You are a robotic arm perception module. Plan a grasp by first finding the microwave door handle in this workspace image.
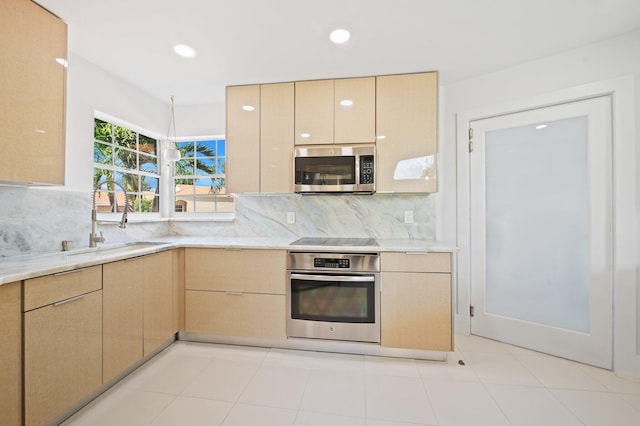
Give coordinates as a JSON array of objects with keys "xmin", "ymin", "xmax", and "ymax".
[{"xmin": 290, "ymin": 273, "xmax": 373, "ymax": 283}]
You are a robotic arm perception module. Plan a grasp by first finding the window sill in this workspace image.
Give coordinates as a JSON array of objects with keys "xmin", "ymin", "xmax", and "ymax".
[{"xmin": 169, "ymin": 213, "xmax": 235, "ymax": 222}]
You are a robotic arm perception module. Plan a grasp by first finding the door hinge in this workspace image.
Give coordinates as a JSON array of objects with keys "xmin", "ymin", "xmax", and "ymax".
[
  {"xmin": 468, "ymin": 127, "xmax": 474, "ymax": 153},
  {"xmin": 470, "ymin": 305, "xmax": 475, "ymax": 317}
]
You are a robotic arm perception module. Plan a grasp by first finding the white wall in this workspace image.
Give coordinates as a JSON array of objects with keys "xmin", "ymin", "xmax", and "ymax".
[
  {"xmin": 442, "ymin": 29, "xmax": 640, "ymax": 375},
  {"xmin": 64, "ymin": 53, "xmax": 169, "ymax": 191},
  {"xmin": 174, "ymin": 103, "xmax": 226, "ymax": 137}
]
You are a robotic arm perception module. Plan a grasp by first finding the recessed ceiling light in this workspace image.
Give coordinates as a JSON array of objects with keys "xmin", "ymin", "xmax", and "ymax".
[
  {"xmin": 339, "ymin": 99, "xmax": 353, "ymax": 107},
  {"xmin": 330, "ymin": 29, "xmax": 350, "ymax": 44},
  {"xmin": 242, "ymin": 105, "xmax": 255, "ymax": 111},
  {"xmin": 174, "ymin": 44, "xmax": 196, "ymax": 58}
]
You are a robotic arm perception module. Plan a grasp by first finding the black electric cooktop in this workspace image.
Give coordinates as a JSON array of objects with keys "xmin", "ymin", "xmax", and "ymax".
[{"xmin": 290, "ymin": 237, "xmax": 378, "ymax": 247}]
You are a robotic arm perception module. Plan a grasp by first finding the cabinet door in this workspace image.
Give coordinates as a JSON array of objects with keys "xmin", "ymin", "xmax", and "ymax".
[
  {"xmin": 0, "ymin": 282, "xmax": 21, "ymax": 426},
  {"xmin": 261, "ymin": 82, "xmax": 294, "ymax": 193},
  {"xmin": 24, "ymin": 290, "xmax": 102, "ymax": 426},
  {"xmin": 295, "ymin": 79, "xmax": 334, "ymax": 145},
  {"xmin": 226, "ymin": 84, "xmax": 260, "ymax": 193},
  {"xmin": 376, "ymin": 72, "xmax": 438, "ymax": 193},
  {"xmin": 185, "ymin": 248, "xmax": 286, "ymax": 294},
  {"xmin": 334, "ymin": 77, "xmax": 376, "ymax": 144},
  {"xmin": 381, "ymin": 272, "xmax": 452, "ymax": 351},
  {"xmin": 186, "ymin": 290, "xmax": 286, "ymax": 339},
  {"xmin": 103, "ymin": 258, "xmax": 143, "ymax": 383},
  {"xmin": 143, "ymin": 251, "xmax": 176, "ymax": 355},
  {"xmin": 0, "ymin": 0, "xmax": 67, "ymax": 184}
]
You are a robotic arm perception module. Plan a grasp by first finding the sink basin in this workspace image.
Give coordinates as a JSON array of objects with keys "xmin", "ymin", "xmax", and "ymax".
[{"xmin": 65, "ymin": 241, "xmax": 168, "ymax": 258}]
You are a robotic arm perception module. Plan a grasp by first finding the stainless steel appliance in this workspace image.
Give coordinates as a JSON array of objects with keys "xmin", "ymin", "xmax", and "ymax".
[
  {"xmin": 293, "ymin": 144, "xmax": 375, "ymax": 194},
  {"xmin": 286, "ymin": 250, "xmax": 380, "ymax": 343}
]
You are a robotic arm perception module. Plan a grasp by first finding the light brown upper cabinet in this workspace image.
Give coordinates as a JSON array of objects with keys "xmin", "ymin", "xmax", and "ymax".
[
  {"xmin": 334, "ymin": 77, "xmax": 376, "ymax": 144},
  {"xmin": 261, "ymin": 82, "xmax": 294, "ymax": 193},
  {"xmin": 376, "ymin": 72, "xmax": 438, "ymax": 193},
  {"xmin": 227, "ymin": 83, "xmax": 295, "ymax": 194},
  {"xmin": 295, "ymin": 77, "xmax": 375, "ymax": 145},
  {"xmin": 0, "ymin": 0, "xmax": 67, "ymax": 185},
  {"xmin": 226, "ymin": 84, "xmax": 260, "ymax": 193}
]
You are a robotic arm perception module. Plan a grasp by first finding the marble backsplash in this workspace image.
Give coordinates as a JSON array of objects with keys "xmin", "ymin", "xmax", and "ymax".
[{"xmin": 0, "ymin": 186, "xmax": 436, "ymax": 257}]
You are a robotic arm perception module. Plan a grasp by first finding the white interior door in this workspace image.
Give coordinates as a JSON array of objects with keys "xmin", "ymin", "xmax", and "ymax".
[{"xmin": 469, "ymin": 96, "xmax": 613, "ymax": 369}]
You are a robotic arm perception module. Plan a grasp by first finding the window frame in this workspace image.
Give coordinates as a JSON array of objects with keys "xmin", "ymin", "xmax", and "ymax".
[
  {"xmin": 93, "ymin": 112, "xmax": 164, "ymax": 222},
  {"xmin": 170, "ymin": 135, "xmax": 234, "ymax": 219}
]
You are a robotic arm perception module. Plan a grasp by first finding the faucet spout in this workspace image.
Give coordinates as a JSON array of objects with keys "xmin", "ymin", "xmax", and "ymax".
[{"xmin": 90, "ymin": 179, "xmax": 130, "ymax": 247}]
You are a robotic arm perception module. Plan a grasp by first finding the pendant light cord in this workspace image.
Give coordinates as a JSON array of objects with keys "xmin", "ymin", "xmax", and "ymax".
[{"xmin": 167, "ymin": 95, "xmax": 177, "ymax": 144}]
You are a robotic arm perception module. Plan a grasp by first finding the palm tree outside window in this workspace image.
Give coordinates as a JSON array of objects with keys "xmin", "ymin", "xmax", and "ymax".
[{"xmin": 93, "ymin": 118, "xmax": 160, "ymax": 213}]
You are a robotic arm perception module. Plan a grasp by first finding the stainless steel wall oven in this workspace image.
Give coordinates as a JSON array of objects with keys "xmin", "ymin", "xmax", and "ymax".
[{"xmin": 286, "ymin": 251, "xmax": 380, "ymax": 343}]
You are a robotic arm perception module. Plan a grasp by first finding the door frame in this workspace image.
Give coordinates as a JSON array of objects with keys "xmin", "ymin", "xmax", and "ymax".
[{"xmin": 455, "ymin": 75, "xmax": 638, "ymax": 375}]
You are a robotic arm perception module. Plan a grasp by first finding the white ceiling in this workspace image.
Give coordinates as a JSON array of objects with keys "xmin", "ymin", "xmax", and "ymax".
[{"xmin": 36, "ymin": 0, "xmax": 640, "ymax": 106}]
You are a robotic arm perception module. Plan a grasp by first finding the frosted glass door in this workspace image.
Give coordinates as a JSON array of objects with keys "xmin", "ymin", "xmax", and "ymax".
[{"xmin": 469, "ymin": 96, "xmax": 613, "ymax": 369}]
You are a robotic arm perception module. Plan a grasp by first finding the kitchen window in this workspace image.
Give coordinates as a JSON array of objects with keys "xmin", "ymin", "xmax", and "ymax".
[
  {"xmin": 173, "ymin": 138, "xmax": 234, "ymax": 213},
  {"xmin": 93, "ymin": 117, "xmax": 160, "ymax": 213}
]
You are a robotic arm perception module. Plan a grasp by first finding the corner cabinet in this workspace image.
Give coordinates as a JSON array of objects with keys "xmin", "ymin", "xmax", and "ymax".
[
  {"xmin": 380, "ymin": 252, "xmax": 453, "ymax": 351},
  {"xmin": 0, "ymin": 0, "xmax": 67, "ymax": 185},
  {"xmin": 103, "ymin": 251, "xmax": 177, "ymax": 383},
  {"xmin": 376, "ymin": 72, "xmax": 438, "ymax": 193},
  {"xmin": 23, "ymin": 266, "xmax": 103, "ymax": 426},
  {"xmin": 185, "ymin": 248, "xmax": 287, "ymax": 339},
  {"xmin": 0, "ymin": 282, "xmax": 22, "ymax": 426}
]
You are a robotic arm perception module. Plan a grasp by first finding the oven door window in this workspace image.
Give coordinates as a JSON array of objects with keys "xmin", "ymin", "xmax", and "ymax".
[
  {"xmin": 290, "ymin": 275, "xmax": 375, "ymax": 323},
  {"xmin": 294, "ymin": 156, "xmax": 356, "ymax": 185}
]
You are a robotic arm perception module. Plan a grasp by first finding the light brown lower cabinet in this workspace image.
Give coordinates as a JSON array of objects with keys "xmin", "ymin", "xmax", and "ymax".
[
  {"xmin": 103, "ymin": 257, "xmax": 144, "ymax": 383},
  {"xmin": 103, "ymin": 250, "xmax": 177, "ymax": 382},
  {"xmin": 24, "ymin": 283, "xmax": 102, "ymax": 426},
  {"xmin": 0, "ymin": 282, "xmax": 22, "ymax": 426},
  {"xmin": 143, "ymin": 250, "xmax": 177, "ymax": 355},
  {"xmin": 184, "ymin": 248, "xmax": 287, "ymax": 339},
  {"xmin": 381, "ymin": 272, "xmax": 452, "ymax": 351},
  {"xmin": 186, "ymin": 290, "xmax": 286, "ymax": 339},
  {"xmin": 380, "ymin": 252, "xmax": 453, "ymax": 351}
]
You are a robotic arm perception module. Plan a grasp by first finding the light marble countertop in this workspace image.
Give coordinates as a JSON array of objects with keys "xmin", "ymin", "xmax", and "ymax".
[{"xmin": 0, "ymin": 237, "xmax": 456, "ymax": 285}]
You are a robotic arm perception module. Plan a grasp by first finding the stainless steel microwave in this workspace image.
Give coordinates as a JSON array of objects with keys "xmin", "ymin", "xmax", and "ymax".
[{"xmin": 293, "ymin": 144, "xmax": 375, "ymax": 194}]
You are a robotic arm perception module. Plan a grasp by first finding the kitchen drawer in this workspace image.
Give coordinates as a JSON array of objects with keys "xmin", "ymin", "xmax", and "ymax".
[
  {"xmin": 23, "ymin": 265, "xmax": 102, "ymax": 311},
  {"xmin": 185, "ymin": 248, "xmax": 286, "ymax": 294},
  {"xmin": 381, "ymin": 252, "xmax": 451, "ymax": 273},
  {"xmin": 185, "ymin": 290, "xmax": 286, "ymax": 339}
]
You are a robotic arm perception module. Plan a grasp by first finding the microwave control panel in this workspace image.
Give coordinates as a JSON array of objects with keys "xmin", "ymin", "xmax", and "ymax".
[{"xmin": 360, "ymin": 155, "xmax": 375, "ymax": 184}]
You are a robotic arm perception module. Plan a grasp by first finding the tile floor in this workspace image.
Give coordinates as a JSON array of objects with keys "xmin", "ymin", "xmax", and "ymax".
[{"xmin": 62, "ymin": 335, "xmax": 640, "ymax": 426}]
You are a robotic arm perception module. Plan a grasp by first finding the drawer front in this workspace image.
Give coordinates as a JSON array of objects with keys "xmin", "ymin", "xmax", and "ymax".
[
  {"xmin": 381, "ymin": 252, "xmax": 451, "ymax": 273},
  {"xmin": 24, "ymin": 265, "xmax": 102, "ymax": 311},
  {"xmin": 185, "ymin": 290, "xmax": 286, "ymax": 339},
  {"xmin": 185, "ymin": 248, "xmax": 286, "ymax": 294}
]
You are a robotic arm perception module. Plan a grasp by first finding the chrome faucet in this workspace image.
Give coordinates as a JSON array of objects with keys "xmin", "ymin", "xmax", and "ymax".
[{"xmin": 90, "ymin": 179, "xmax": 129, "ymax": 247}]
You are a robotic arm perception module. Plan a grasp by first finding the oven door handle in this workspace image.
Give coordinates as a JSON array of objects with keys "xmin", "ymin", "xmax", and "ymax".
[{"xmin": 290, "ymin": 273, "xmax": 374, "ymax": 283}]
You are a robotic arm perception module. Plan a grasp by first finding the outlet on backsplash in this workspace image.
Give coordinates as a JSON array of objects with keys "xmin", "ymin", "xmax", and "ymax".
[
  {"xmin": 404, "ymin": 210, "xmax": 414, "ymax": 224},
  {"xmin": 287, "ymin": 211, "xmax": 296, "ymax": 224}
]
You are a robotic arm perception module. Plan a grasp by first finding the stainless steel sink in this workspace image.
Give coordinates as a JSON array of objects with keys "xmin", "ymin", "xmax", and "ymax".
[{"xmin": 64, "ymin": 241, "xmax": 168, "ymax": 258}]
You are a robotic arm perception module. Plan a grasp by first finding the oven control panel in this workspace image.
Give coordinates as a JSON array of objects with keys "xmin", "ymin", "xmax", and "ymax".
[{"xmin": 314, "ymin": 258, "xmax": 350, "ymax": 269}]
